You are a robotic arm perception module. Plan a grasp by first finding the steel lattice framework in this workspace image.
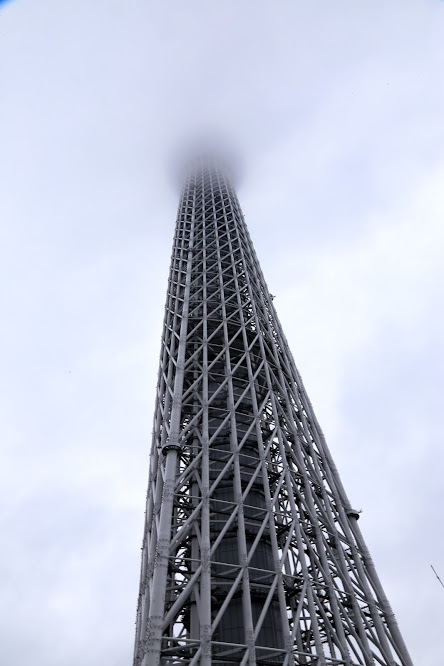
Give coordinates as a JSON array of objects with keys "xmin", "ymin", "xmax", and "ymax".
[{"xmin": 133, "ymin": 159, "xmax": 413, "ymax": 666}]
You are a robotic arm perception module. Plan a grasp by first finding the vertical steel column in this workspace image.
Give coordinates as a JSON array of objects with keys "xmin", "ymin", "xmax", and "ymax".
[{"xmin": 142, "ymin": 190, "xmax": 195, "ymax": 666}]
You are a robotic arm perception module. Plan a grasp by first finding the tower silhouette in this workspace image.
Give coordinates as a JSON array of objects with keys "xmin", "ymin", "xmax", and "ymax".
[{"xmin": 133, "ymin": 157, "xmax": 413, "ymax": 666}]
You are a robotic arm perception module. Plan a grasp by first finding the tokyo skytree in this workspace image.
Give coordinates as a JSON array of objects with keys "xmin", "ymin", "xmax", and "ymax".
[{"xmin": 133, "ymin": 156, "xmax": 413, "ymax": 666}]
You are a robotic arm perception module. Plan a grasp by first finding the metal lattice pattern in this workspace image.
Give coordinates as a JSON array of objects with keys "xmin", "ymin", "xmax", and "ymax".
[{"xmin": 133, "ymin": 162, "xmax": 413, "ymax": 666}]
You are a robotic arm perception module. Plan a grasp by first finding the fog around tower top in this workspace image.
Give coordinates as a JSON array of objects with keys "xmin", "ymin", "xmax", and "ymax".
[{"xmin": 169, "ymin": 132, "xmax": 244, "ymax": 189}]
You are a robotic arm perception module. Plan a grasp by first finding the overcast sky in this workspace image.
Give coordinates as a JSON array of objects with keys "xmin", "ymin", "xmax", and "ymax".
[{"xmin": 0, "ymin": 1, "xmax": 443, "ymax": 664}]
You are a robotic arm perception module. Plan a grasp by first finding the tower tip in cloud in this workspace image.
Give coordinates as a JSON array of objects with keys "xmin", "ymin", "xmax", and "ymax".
[{"xmin": 168, "ymin": 131, "xmax": 244, "ymax": 190}]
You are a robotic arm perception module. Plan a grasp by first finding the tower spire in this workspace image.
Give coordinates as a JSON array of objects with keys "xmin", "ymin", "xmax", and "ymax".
[{"xmin": 133, "ymin": 161, "xmax": 413, "ymax": 666}]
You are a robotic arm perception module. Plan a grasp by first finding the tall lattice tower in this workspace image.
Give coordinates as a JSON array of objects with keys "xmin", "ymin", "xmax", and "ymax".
[{"xmin": 133, "ymin": 157, "xmax": 413, "ymax": 666}]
